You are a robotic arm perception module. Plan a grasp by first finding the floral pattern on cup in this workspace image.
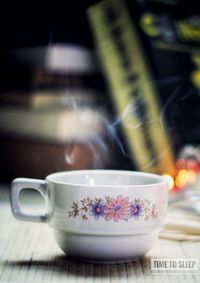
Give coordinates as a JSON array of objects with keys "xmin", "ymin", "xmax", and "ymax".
[{"xmin": 68, "ymin": 195, "xmax": 158, "ymax": 222}]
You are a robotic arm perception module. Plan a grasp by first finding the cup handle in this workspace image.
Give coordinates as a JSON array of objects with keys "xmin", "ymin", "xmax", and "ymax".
[{"xmin": 11, "ymin": 178, "xmax": 48, "ymax": 222}]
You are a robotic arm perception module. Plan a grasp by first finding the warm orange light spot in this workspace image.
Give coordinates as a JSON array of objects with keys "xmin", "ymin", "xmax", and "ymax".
[
  {"xmin": 163, "ymin": 174, "xmax": 174, "ymax": 190},
  {"xmin": 175, "ymin": 169, "xmax": 187, "ymax": 188},
  {"xmin": 186, "ymin": 170, "xmax": 197, "ymax": 184},
  {"xmin": 178, "ymin": 169, "xmax": 188, "ymax": 179},
  {"xmin": 175, "ymin": 176, "xmax": 184, "ymax": 188},
  {"xmin": 163, "ymin": 169, "xmax": 197, "ymax": 191}
]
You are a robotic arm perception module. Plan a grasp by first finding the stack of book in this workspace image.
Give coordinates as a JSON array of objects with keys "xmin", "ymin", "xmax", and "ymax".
[{"xmin": 0, "ymin": 45, "xmax": 109, "ymax": 180}]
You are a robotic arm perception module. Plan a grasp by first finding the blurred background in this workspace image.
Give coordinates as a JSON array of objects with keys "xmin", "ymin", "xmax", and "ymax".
[{"xmin": 0, "ymin": 0, "xmax": 200, "ymax": 195}]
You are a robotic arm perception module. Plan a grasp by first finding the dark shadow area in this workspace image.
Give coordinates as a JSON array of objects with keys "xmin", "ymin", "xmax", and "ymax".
[{"xmin": 4, "ymin": 254, "xmax": 152, "ymax": 278}]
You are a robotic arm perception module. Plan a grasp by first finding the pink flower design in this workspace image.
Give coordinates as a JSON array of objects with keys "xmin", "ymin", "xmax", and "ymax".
[{"xmin": 104, "ymin": 195, "xmax": 131, "ymax": 222}]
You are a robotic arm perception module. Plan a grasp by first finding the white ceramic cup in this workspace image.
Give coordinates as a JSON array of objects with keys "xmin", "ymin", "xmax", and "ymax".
[{"xmin": 11, "ymin": 170, "xmax": 168, "ymax": 263}]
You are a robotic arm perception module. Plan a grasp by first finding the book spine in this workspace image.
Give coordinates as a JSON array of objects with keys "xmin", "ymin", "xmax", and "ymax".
[{"xmin": 87, "ymin": 0, "xmax": 176, "ymax": 177}]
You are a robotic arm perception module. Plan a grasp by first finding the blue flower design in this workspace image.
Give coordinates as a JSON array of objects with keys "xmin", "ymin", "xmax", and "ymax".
[
  {"xmin": 89, "ymin": 200, "xmax": 106, "ymax": 220},
  {"xmin": 130, "ymin": 203, "xmax": 142, "ymax": 219},
  {"xmin": 68, "ymin": 197, "xmax": 157, "ymax": 222}
]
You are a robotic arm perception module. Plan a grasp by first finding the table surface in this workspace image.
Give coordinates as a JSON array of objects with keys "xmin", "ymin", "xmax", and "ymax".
[{"xmin": 0, "ymin": 185, "xmax": 200, "ymax": 283}]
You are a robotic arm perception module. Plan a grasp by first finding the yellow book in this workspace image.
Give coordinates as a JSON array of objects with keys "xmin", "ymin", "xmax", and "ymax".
[{"xmin": 87, "ymin": 0, "xmax": 176, "ymax": 177}]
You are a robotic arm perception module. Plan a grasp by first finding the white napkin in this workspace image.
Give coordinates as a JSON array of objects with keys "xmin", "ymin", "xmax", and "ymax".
[{"xmin": 160, "ymin": 204, "xmax": 200, "ymax": 241}]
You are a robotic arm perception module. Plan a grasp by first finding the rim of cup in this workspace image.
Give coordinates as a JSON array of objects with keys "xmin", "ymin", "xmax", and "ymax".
[{"xmin": 46, "ymin": 169, "xmax": 168, "ymax": 189}]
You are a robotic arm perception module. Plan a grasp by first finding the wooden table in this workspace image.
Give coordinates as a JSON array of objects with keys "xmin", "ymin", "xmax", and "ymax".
[{"xmin": 0, "ymin": 185, "xmax": 199, "ymax": 283}]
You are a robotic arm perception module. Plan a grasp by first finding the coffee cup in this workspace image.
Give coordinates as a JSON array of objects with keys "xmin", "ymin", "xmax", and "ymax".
[{"xmin": 11, "ymin": 170, "xmax": 168, "ymax": 263}]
